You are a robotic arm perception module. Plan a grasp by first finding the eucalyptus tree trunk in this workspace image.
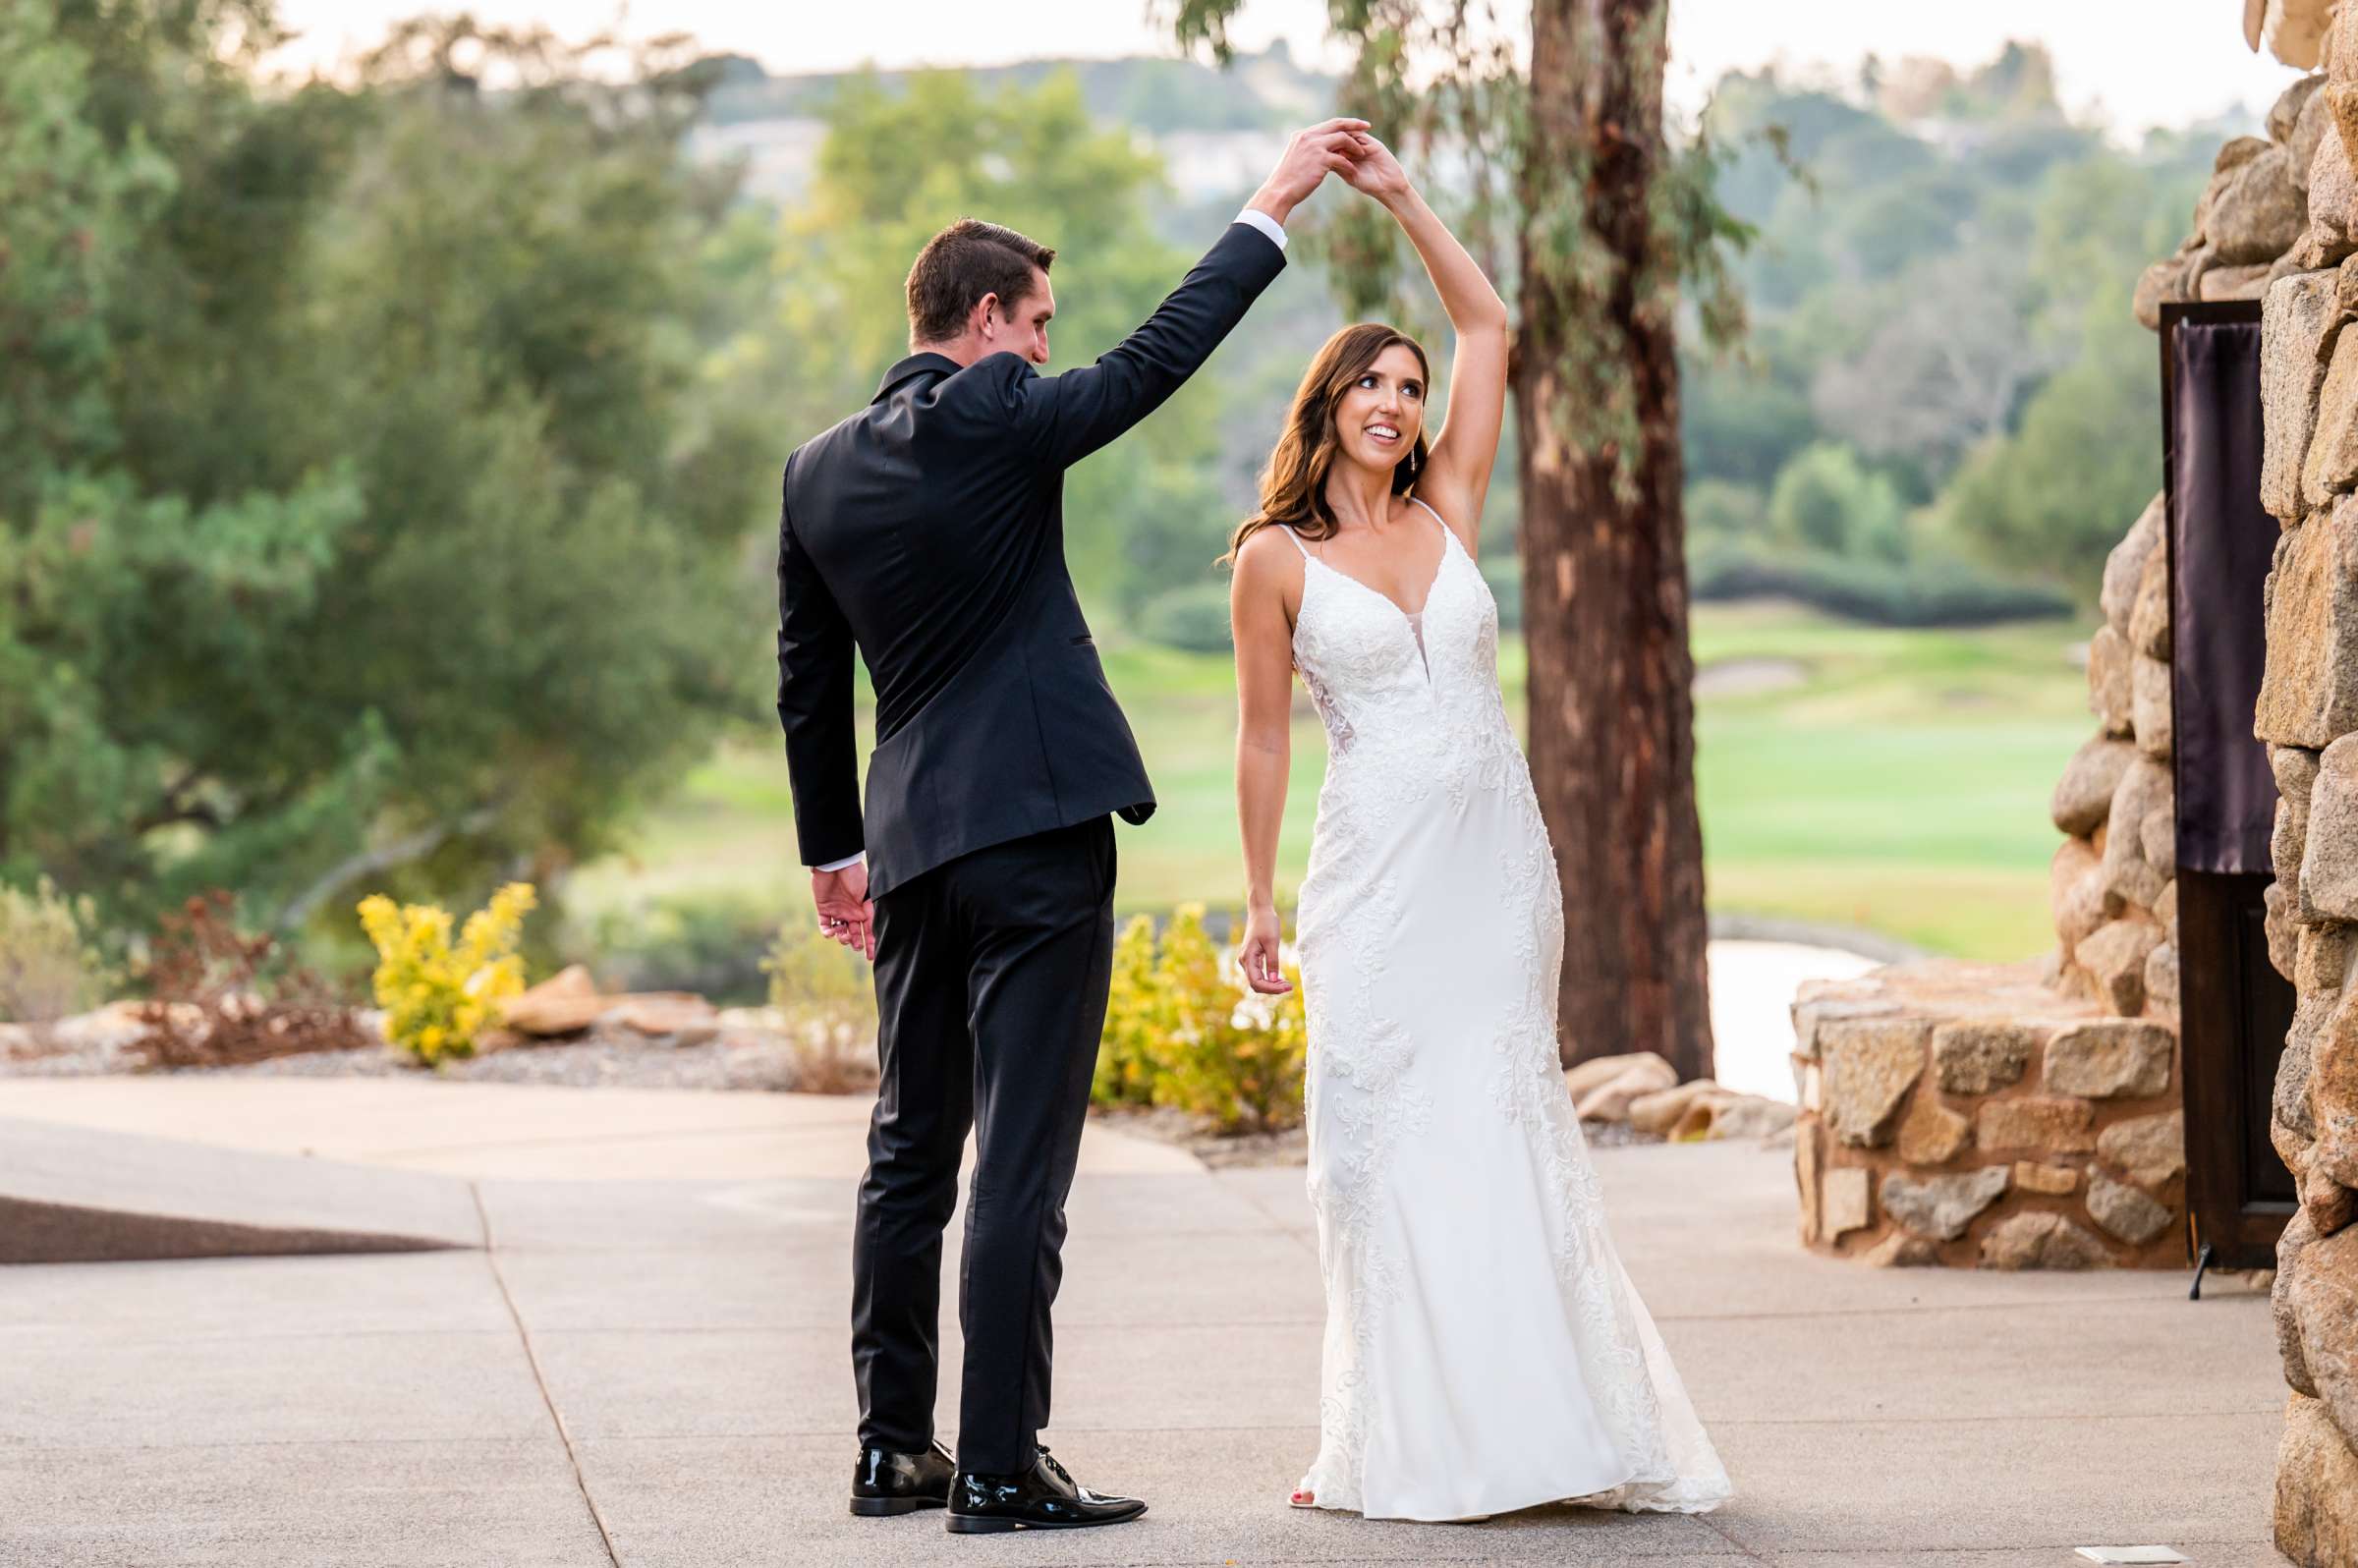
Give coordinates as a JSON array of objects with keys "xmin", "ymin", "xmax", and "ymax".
[{"xmin": 1516, "ymin": 0, "xmax": 1713, "ymax": 1081}]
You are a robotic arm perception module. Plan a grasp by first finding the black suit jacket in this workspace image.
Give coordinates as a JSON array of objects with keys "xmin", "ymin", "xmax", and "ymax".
[{"xmin": 776, "ymin": 220, "xmax": 1285, "ymax": 899}]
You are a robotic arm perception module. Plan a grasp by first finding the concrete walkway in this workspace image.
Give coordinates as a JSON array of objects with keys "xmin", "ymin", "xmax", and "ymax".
[{"xmin": 0, "ymin": 1080, "xmax": 2290, "ymax": 1566}]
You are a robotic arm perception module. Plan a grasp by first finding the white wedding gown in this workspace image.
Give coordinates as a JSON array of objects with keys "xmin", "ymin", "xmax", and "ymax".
[{"xmin": 1280, "ymin": 498, "xmax": 1731, "ymax": 1522}]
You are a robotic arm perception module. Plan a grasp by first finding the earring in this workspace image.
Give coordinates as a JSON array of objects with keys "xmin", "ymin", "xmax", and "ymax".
[{"xmin": 1408, "ymin": 447, "xmax": 1419, "ymax": 476}]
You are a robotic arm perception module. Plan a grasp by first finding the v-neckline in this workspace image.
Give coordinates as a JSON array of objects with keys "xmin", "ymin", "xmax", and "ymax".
[{"xmin": 1300, "ymin": 520, "xmax": 1456, "ymax": 624}]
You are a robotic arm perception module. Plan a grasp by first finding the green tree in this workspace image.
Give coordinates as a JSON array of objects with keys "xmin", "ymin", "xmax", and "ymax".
[
  {"xmin": 0, "ymin": 10, "xmax": 765, "ymax": 947},
  {"xmin": 1767, "ymin": 443, "xmax": 1906, "ymax": 563},
  {"xmin": 743, "ymin": 69, "xmax": 1225, "ymax": 610}
]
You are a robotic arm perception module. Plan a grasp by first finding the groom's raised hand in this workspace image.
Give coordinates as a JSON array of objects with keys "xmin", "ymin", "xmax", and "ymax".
[{"xmin": 1248, "ymin": 117, "xmax": 1374, "ymax": 228}]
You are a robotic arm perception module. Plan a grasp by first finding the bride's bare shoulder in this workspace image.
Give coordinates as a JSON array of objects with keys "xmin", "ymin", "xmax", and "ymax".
[{"xmin": 1232, "ymin": 523, "xmax": 1306, "ymax": 583}]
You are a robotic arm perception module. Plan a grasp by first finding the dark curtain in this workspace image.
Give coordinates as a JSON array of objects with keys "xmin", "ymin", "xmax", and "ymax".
[{"xmin": 2167, "ymin": 316, "xmax": 2277, "ymax": 875}]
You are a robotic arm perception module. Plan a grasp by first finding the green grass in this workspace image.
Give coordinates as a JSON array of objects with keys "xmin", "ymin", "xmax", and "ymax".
[{"xmin": 568, "ymin": 597, "xmax": 2095, "ymax": 962}]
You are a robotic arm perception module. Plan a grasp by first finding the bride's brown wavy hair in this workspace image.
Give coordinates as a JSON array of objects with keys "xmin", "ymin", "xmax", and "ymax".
[{"xmin": 1219, "ymin": 321, "xmax": 1431, "ymax": 568}]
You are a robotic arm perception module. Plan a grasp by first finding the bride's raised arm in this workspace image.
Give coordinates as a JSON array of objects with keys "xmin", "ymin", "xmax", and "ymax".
[{"xmin": 1346, "ymin": 136, "xmax": 1510, "ymax": 548}]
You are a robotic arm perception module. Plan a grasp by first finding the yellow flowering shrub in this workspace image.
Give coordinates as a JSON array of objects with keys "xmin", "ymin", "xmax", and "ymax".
[
  {"xmin": 1094, "ymin": 903, "xmax": 1307, "ymax": 1135},
  {"xmin": 1092, "ymin": 915, "xmax": 1165, "ymax": 1108},
  {"xmin": 357, "ymin": 882, "xmax": 537, "ymax": 1066}
]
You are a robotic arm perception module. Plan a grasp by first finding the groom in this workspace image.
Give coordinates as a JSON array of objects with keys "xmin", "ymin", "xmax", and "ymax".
[{"xmin": 775, "ymin": 121, "xmax": 1368, "ymax": 1534}]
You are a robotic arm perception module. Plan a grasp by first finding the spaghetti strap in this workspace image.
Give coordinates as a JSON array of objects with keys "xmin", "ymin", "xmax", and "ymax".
[
  {"xmin": 1279, "ymin": 524, "xmax": 1316, "ymax": 559},
  {"xmin": 1408, "ymin": 494, "xmax": 1450, "ymax": 535}
]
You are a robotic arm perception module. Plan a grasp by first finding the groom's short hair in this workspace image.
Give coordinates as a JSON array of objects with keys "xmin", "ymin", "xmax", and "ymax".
[{"xmin": 907, "ymin": 219, "xmax": 1055, "ymax": 347}]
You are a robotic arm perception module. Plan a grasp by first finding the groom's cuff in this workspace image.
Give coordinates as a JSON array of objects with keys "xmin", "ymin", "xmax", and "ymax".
[
  {"xmin": 1233, "ymin": 206, "xmax": 1288, "ymax": 252},
  {"xmin": 813, "ymin": 851, "xmax": 865, "ymax": 873}
]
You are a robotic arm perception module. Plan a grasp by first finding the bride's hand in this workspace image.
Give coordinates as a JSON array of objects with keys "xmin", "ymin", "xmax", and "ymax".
[
  {"xmin": 1340, "ymin": 133, "xmax": 1411, "ymax": 204},
  {"xmin": 1239, "ymin": 907, "xmax": 1294, "ymax": 995}
]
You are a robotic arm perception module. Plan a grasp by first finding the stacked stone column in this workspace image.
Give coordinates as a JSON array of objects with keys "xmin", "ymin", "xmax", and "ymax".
[{"xmin": 2249, "ymin": 12, "xmax": 2358, "ymax": 1561}]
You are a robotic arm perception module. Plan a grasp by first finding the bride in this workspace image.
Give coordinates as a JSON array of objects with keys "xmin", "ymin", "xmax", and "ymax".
[{"xmin": 1223, "ymin": 135, "xmax": 1733, "ymax": 1524}]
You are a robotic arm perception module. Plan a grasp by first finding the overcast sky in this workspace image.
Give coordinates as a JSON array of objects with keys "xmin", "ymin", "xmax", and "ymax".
[{"xmin": 265, "ymin": 0, "xmax": 2299, "ymax": 135}]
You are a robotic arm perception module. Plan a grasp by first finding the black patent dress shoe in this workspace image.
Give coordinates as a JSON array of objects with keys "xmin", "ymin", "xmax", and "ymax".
[
  {"xmin": 849, "ymin": 1439, "xmax": 954, "ymax": 1517},
  {"xmin": 943, "ymin": 1446, "xmax": 1148, "ymax": 1534}
]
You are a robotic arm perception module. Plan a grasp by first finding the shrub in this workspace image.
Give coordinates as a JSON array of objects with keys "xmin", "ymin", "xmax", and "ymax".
[
  {"xmin": 586, "ymin": 893, "xmax": 776, "ymax": 1004},
  {"xmin": 132, "ymin": 890, "xmax": 371, "ymax": 1069},
  {"xmin": 0, "ymin": 876, "xmax": 112, "ymax": 1023},
  {"xmin": 358, "ymin": 882, "xmax": 536, "ymax": 1066},
  {"xmin": 763, "ymin": 918, "xmax": 878, "ymax": 1093},
  {"xmin": 1688, "ymin": 536, "xmax": 2072, "ymax": 627},
  {"xmin": 1138, "ymin": 581, "xmax": 1234, "ymax": 651},
  {"xmin": 1093, "ymin": 915, "xmax": 1165, "ymax": 1108},
  {"xmin": 1095, "ymin": 904, "xmax": 1307, "ymax": 1136}
]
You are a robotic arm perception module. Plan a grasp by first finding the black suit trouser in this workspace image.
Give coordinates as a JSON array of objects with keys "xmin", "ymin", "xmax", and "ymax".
[{"xmin": 850, "ymin": 815, "xmax": 1115, "ymax": 1475}]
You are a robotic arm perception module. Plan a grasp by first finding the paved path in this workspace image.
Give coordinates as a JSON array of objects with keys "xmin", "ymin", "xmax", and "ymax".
[{"xmin": 0, "ymin": 1081, "xmax": 2289, "ymax": 1566}]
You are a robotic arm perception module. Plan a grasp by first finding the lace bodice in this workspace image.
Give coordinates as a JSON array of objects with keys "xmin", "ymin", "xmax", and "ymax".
[{"xmin": 1284, "ymin": 498, "xmax": 1525, "ymax": 828}]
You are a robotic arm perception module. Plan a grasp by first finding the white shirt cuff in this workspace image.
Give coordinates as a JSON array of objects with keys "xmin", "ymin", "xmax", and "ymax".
[
  {"xmin": 1234, "ymin": 206, "xmax": 1287, "ymax": 252},
  {"xmin": 813, "ymin": 852, "xmax": 865, "ymax": 873}
]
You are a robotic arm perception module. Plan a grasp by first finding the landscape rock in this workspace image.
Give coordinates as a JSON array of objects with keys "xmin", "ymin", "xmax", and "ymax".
[
  {"xmin": 2144, "ymin": 941, "xmax": 2180, "ymax": 1009},
  {"xmin": 1863, "ymin": 1231, "xmax": 1942, "ymax": 1266},
  {"xmin": 2202, "ymin": 260, "xmax": 2276, "ymax": 299},
  {"xmin": 2159, "ymin": 878, "xmax": 2179, "ymax": 941},
  {"xmin": 1818, "ymin": 1019, "xmax": 1929, "ymax": 1146},
  {"xmin": 2101, "ymin": 494, "xmax": 2163, "ymax": 637},
  {"xmin": 1895, "ymin": 1092, "xmax": 1972, "ymax": 1164},
  {"xmin": 2266, "ymin": 270, "xmax": 2340, "ymax": 522},
  {"xmin": 2291, "ymin": 74, "xmax": 2335, "ymax": 192},
  {"xmin": 2049, "ymin": 737, "xmax": 2137, "ymax": 837},
  {"xmin": 1932, "ymin": 1020, "xmax": 2041, "ymax": 1095},
  {"xmin": 1976, "ymin": 1095, "xmax": 2098, "ymax": 1154},
  {"xmin": 2300, "ymin": 732, "xmax": 2358, "ymax": 920},
  {"xmin": 1564, "ymin": 1050, "xmax": 1675, "ymax": 1101},
  {"xmin": 2276, "ymin": 1392, "xmax": 2358, "ymax": 1568},
  {"xmin": 1572, "ymin": 1054, "xmax": 1678, "ymax": 1122},
  {"xmin": 2045, "ymin": 1020, "xmax": 2175, "ymax": 1097},
  {"xmin": 600, "ymin": 994, "xmax": 721, "ymax": 1044},
  {"xmin": 2304, "ymin": 1163, "xmax": 2358, "ymax": 1234},
  {"xmin": 1880, "ymin": 1165, "xmax": 2011, "ymax": 1242},
  {"xmin": 2100, "ymin": 758, "xmax": 2173, "ymax": 911},
  {"xmin": 1980, "ymin": 1210, "xmax": 2109, "ymax": 1270},
  {"xmin": 2131, "ymin": 654, "xmax": 2175, "ymax": 759},
  {"xmin": 2088, "ymin": 626, "xmax": 2135, "ymax": 738},
  {"xmin": 1788, "ymin": 992, "xmax": 1902, "ymax": 1060},
  {"xmin": 2074, "ymin": 921, "xmax": 2162, "ymax": 1017},
  {"xmin": 2212, "ymin": 144, "xmax": 2306, "ymax": 264},
  {"xmin": 2277, "ymin": 1220, "xmax": 2358, "ymax": 1457},
  {"xmin": 2098, "ymin": 1109, "xmax": 2187, "ymax": 1188},
  {"xmin": 2128, "ymin": 544, "xmax": 2172, "ymax": 662},
  {"xmin": 2280, "ymin": 791, "xmax": 2316, "ymax": 894},
  {"xmin": 1681, "ymin": 1092, "xmax": 1799, "ymax": 1143},
  {"xmin": 1823, "ymin": 1164, "xmax": 1872, "ymax": 1239},
  {"xmin": 2273, "ymin": 880, "xmax": 2303, "ymax": 982},
  {"xmin": 1627, "ymin": 1078, "xmax": 1724, "ymax": 1138},
  {"xmin": 2050, "ymin": 838, "xmax": 2109, "ymax": 948},
  {"xmin": 2260, "ymin": 502, "xmax": 2358, "ymax": 748},
  {"xmin": 2087, "ymin": 1172, "xmax": 2175, "ymax": 1245},
  {"xmin": 2013, "ymin": 1160, "xmax": 2081, "ymax": 1196},
  {"xmin": 2296, "ymin": 924, "xmax": 2355, "ymax": 992},
  {"xmin": 2281, "ymin": 996, "xmax": 2331, "ymax": 1139},
  {"xmin": 2295, "ymin": 123, "xmax": 2358, "ymax": 268},
  {"xmin": 2275, "ymin": 72, "xmax": 2329, "ymax": 148},
  {"xmin": 500, "ymin": 966, "xmax": 605, "ymax": 1036},
  {"xmin": 2310, "ymin": 321, "xmax": 2358, "ymax": 508},
  {"xmin": 1796, "ymin": 1117, "xmax": 1824, "ymax": 1245},
  {"xmin": 2281, "ymin": 1211, "xmax": 2322, "ymax": 1397}
]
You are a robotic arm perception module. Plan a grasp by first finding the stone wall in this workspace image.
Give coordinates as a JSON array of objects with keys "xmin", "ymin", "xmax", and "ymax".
[
  {"xmin": 1789, "ymin": 483, "xmax": 2190, "ymax": 1269},
  {"xmin": 1787, "ymin": 48, "xmax": 2353, "ymax": 1276},
  {"xmin": 2248, "ymin": 9, "xmax": 2358, "ymax": 1562}
]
